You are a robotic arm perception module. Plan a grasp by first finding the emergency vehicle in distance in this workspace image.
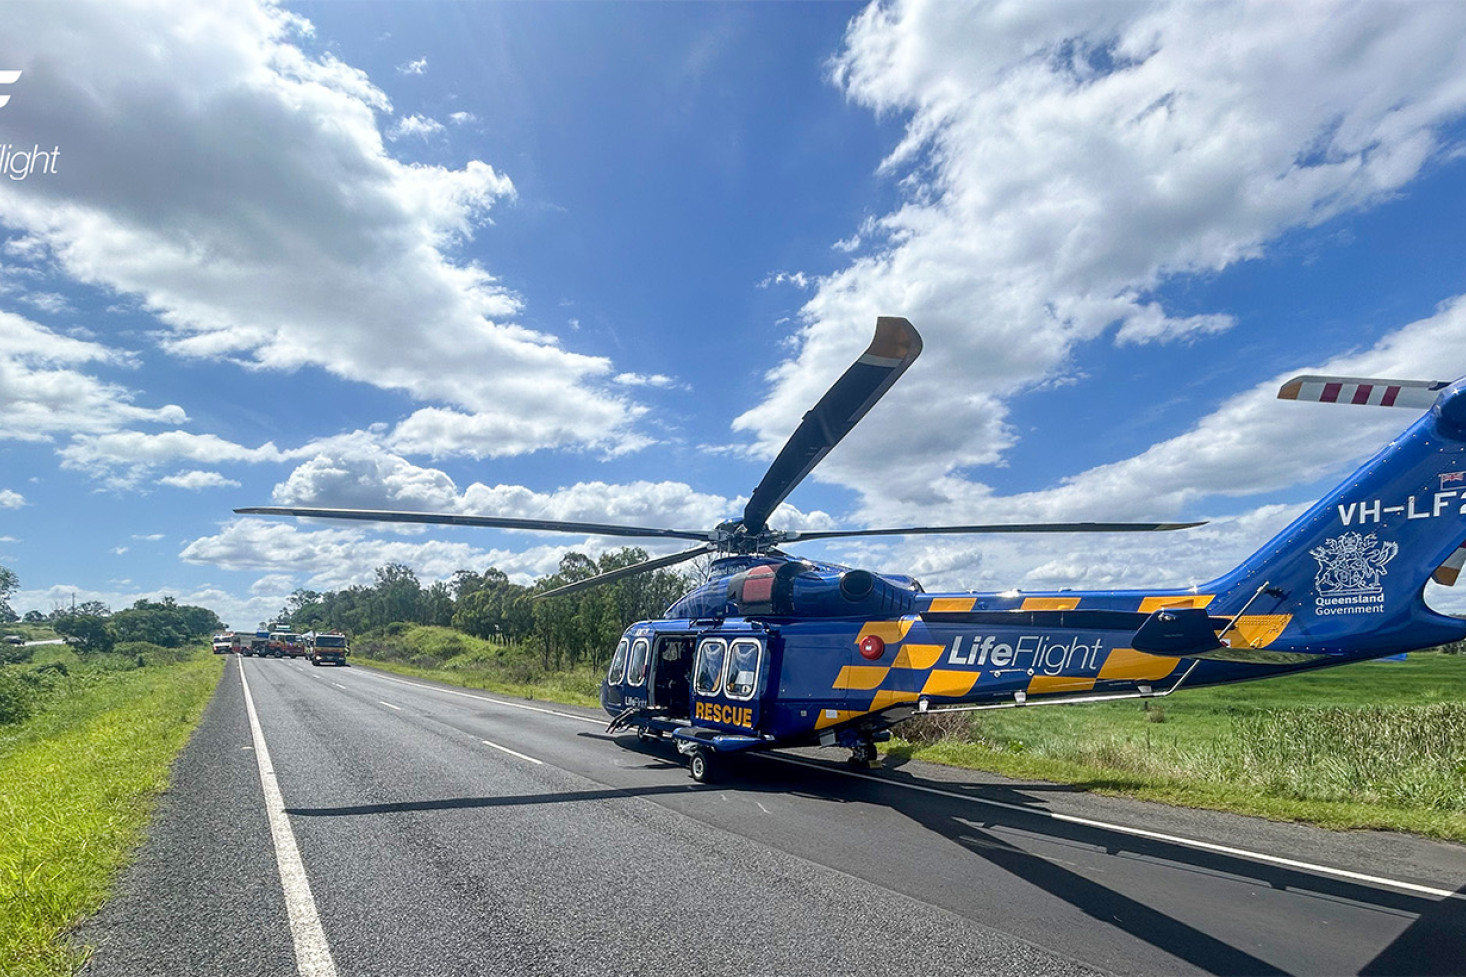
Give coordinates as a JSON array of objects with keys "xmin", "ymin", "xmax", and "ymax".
[
  {"xmin": 308, "ymin": 631, "xmax": 351, "ymax": 666},
  {"xmin": 211, "ymin": 632, "xmax": 244, "ymax": 654}
]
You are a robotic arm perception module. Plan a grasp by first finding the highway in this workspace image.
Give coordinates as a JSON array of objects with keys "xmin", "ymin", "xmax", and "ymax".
[{"xmin": 80, "ymin": 655, "xmax": 1466, "ymax": 976}]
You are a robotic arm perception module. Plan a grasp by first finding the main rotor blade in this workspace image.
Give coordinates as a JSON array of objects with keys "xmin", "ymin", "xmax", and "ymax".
[
  {"xmin": 233, "ymin": 506, "xmax": 711, "ymax": 542},
  {"xmin": 535, "ymin": 544, "xmax": 715, "ymax": 600},
  {"xmin": 784, "ymin": 521, "xmax": 1206, "ymax": 542},
  {"xmin": 743, "ymin": 316, "xmax": 923, "ymax": 535}
]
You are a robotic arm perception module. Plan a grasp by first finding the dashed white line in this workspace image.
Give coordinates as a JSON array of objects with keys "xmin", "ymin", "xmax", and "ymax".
[
  {"xmin": 481, "ymin": 739, "xmax": 544, "ymax": 765},
  {"xmin": 331, "ymin": 683, "xmax": 347, "ymax": 690},
  {"xmin": 377, "ymin": 700, "xmax": 402, "ymax": 711},
  {"xmin": 767, "ymin": 754, "xmax": 1463, "ymax": 902},
  {"xmin": 237, "ymin": 657, "xmax": 338, "ymax": 977},
  {"xmin": 344, "ymin": 668, "xmax": 603, "ymax": 725}
]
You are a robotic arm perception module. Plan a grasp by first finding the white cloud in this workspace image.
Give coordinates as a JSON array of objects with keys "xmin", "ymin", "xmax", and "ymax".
[
  {"xmin": 448, "ymin": 111, "xmax": 476, "ymax": 126},
  {"xmin": 59, "ymin": 430, "xmax": 284, "ymax": 487},
  {"xmin": 159, "ymin": 470, "xmax": 243, "ymax": 490},
  {"xmin": 262, "ymin": 435, "xmax": 839, "ymax": 535},
  {"xmin": 250, "ymin": 573, "xmax": 296, "ymax": 596},
  {"xmin": 397, "ymin": 56, "xmax": 428, "ymax": 75},
  {"xmin": 0, "ymin": 309, "xmax": 189, "ymax": 443},
  {"xmin": 0, "ymin": 1, "xmax": 646, "ymax": 460},
  {"xmin": 0, "ymin": 490, "xmax": 24, "ymax": 508},
  {"xmin": 180, "ymin": 518, "xmax": 567, "ymax": 593},
  {"xmin": 612, "ymin": 372, "xmax": 681, "ymax": 389},
  {"xmin": 386, "ymin": 113, "xmax": 445, "ymax": 141},
  {"xmin": 738, "ymin": 0, "xmax": 1466, "ymax": 518}
]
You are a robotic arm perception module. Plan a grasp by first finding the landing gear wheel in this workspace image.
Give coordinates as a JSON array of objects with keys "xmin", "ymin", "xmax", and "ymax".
[
  {"xmin": 849, "ymin": 739, "xmax": 878, "ymax": 768},
  {"xmin": 689, "ymin": 746, "xmax": 715, "ymax": 784}
]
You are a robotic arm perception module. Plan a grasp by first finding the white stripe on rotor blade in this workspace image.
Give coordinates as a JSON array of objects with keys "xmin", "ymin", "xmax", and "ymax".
[{"xmin": 238, "ymin": 657, "xmax": 338, "ymax": 977}]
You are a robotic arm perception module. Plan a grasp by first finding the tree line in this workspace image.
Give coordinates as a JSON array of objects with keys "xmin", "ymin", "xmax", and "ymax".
[{"xmin": 280, "ymin": 548, "xmax": 694, "ymax": 669}]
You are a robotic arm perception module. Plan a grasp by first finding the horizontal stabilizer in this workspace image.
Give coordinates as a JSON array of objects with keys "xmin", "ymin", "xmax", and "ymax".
[
  {"xmin": 1130, "ymin": 607, "xmax": 1224, "ymax": 656},
  {"xmin": 1277, "ymin": 375, "xmax": 1449, "ymax": 409}
]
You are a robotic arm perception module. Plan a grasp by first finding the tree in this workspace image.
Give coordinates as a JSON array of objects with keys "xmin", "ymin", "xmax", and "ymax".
[
  {"xmin": 53, "ymin": 612, "xmax": 114, "ymax": 654},
  {"xmin": 0, "ymin": 564, "xmax": 16, "ymax": 623},
  {"xmin": 110, "ymin": 598, "xmax": 223, "ymax": 648},
  {"xmin": 372, "ymin": 563, "xmax": 423, "ymax": 628}
]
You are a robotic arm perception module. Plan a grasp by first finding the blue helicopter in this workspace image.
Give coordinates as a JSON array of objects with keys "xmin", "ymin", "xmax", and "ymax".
[{"xmin": 239, "ymin": 317, "xmax": 1466, "ymax": 782}]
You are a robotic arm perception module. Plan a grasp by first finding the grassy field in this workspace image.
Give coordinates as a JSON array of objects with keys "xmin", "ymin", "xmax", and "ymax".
[
  {"xmin": 358, "ymin": 628, "xmax": 1466, "ymax": 841},
  {"xmin": 0, "ymin": 645, "xmax": 222, "ymax": 977},
  {"xmin": 354, "ymin": 624, "xmax": 604, "ymax": 708},
  {"xmin": 890, "ymin": 653, "xmax": 1466, "ymax": 840}
]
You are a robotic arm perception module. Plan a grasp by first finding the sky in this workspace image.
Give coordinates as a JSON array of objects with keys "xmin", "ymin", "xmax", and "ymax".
[{"xmin": 2, "ymin": 0, "xmax": 1466, "ymax": 631}]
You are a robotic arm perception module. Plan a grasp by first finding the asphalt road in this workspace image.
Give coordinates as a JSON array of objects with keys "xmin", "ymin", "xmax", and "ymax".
[{"xmin": 79, "ymin": 656, "xmax": 1466, "ymax": 976}]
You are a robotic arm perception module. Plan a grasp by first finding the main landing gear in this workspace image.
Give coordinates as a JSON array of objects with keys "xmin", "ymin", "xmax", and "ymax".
[{"xmin": 688, "ymin": 745, "xmax": 716, "ymax": 783}]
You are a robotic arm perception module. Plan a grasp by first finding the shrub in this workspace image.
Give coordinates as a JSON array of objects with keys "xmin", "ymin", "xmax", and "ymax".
[{"xmin": 0, "ymin": 669, "xmax": 34, "ymax": 725}]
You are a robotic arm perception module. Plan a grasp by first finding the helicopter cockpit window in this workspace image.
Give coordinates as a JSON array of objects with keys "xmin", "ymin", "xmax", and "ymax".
[
  {"xmin": 693, "ymin": 638, "xmax": 727, "ymax": 696},
  {"xmin": 606, "ymin": 639, "xmax": 628, "ymax": 684},
  {"xmin": 627, "ymin": 637, "xmax": 651, "ymax": 687},
  {"xmin": 723, "ymin": 639, "xmax": 762, "ymax": 700}
]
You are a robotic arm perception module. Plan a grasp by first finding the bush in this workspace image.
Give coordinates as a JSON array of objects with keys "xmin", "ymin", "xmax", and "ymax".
[
  {"xmin": 0, "ymin": 669, "xmax": 34, "ymax": 725},
  {"xmin": 0, "ymin": 644, "xmax": 33, "ymax": 666},
  {"xmin": 897, "ymin": 711, "xmax": 973, "ymax": 746}
]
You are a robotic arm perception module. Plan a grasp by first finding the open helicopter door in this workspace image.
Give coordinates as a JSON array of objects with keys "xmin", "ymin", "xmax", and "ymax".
[
  {"xmin": 689, "ymin": 632, "xmax": 767, "ymax": 736},
  {"xmin": 648, "ymin": 632, "xmax": 695, "ymax": 720}
]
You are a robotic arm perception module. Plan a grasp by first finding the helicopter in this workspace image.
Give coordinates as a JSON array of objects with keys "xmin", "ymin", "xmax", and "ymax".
[{"xmin": 238, "ymin": 317, "xmax": 1466, "ymax": 782}]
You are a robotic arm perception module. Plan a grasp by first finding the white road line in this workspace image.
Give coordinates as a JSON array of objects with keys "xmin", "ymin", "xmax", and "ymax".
[
  {"xmin": 331, "ymin": 683, "xmax": 347, "ymax": 690},
  {"xmin": 346, "ymin": 669, "xmax": 603, "ymax": 725},
  {"xmin": 237, "ymin": 657, "xmax": 338, "ymax": 977},
  {"xmin": 481, "ymin": 739, "xmax": 544, "ymax": 765},
  {"xmin": 377, "ymin": 700, "xmax": 402, "ymax": 711},
  {"xmin": 767, "ymin": 754, "xmax": 1463, "ymax": 902}
]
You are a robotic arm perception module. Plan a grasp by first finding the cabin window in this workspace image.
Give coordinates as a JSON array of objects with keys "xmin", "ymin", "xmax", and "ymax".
[
  {"xmin": 723, "ymin": 638, "xmax": 762, "ymax": 701},
  {"xmin": 627, "ymin": 638, "xmax": 651, "ymax": 687},
  {"xmin": 606, "ymin": 639, "xmax": 629, "ymax": 684},
  {"xmin": 693, "ymin": 638, "xmax": 727, "ymax": 696}
]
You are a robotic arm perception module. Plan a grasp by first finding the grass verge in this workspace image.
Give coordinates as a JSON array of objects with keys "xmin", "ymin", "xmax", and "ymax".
[
  {"xmin": 0, "ymin": 649, "xmax": 223, "ymax": 977},
  {"xmin": 889, "ymin": 653, "xmax": 1466, "ymax": 842},
  {"xmin": 353, "ymin": 624, "xmax": 603, "ymax": 709}
]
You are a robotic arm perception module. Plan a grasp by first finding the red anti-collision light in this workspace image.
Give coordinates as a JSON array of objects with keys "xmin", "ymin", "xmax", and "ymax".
[{"xmin": 858, "ymin": 635, "xmax": 885, "ymax": 660}]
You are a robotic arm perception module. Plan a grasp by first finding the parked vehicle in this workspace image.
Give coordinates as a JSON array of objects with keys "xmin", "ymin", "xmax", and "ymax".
[
  {"xmin": 268, "ymin": 629, "xmax": 307, "ymax": 658},
  {"xmin": 308, "ymin": 631, "xmax": 350, "ymax": 666}
]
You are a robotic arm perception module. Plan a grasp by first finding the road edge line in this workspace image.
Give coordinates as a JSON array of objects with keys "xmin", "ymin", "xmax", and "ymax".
[
  {"xmin": 239, "ymin": 656, "xmax": 339, "ymax": 977},
  {"xmin": 766, "ymin": 754, "xmax": 1463, "ymax": 902}
]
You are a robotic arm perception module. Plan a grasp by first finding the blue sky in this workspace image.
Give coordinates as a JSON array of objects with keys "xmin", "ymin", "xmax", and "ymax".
[{"xmin": 2, "ymin": 1, "xmax": 1466, "ymax": 630}]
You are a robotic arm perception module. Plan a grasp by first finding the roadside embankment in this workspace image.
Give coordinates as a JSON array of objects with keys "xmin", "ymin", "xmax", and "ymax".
[{"xmin": 0, "ymin": 645, "xmax": 222, "ymax": 977}]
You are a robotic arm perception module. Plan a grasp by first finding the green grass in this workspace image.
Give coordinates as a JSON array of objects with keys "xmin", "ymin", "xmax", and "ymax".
[
  {"xmin": 0, "ymin": 648, "xmax": 222, "ymax": 976},
  {"xmin": 354, "ymin": 625, "xmax": 604, "ymax": 708},
  {"xmin": 888, "ymin": 653, "xmax": 1466, "ymax": 841}
]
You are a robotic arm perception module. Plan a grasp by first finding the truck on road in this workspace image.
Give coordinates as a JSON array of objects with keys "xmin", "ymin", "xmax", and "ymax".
[{"xmin": 308, "ymin": 631, "xmax": 350, "ymax": 666}]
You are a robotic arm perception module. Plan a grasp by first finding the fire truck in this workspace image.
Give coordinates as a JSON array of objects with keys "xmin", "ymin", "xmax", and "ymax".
[
  {"xmin": 267, "ymin": 628, "xmax": 307, "ymax": 659},
  {"xmin": 308, "ymin": 631, "xmax": 350, "ymax": 666}
]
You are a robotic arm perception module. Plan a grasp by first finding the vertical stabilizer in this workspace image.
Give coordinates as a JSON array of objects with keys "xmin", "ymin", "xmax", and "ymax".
[{"xmin": 1202, "ymin": 376, "xmax": 1466, "ymax": 653}]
